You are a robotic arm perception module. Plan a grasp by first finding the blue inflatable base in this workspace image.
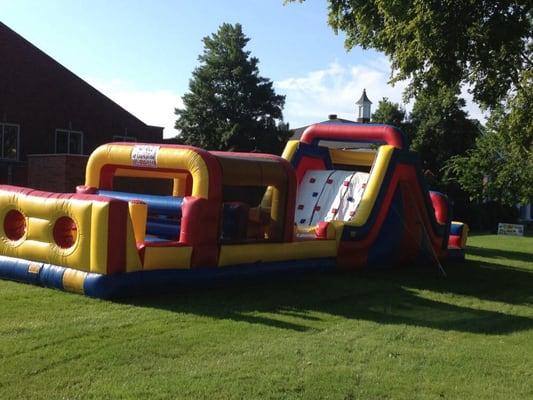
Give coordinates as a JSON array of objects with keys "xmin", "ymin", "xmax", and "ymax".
[{"xmin": 0, "ymin": 256, "xmax": 337, "ymax": 299}]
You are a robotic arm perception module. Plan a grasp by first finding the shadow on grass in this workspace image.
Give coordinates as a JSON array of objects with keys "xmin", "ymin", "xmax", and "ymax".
[
  {"xmin": 467, "ymin": 245, "xmax": 533, "ymax": 264},
  {"xmin": 119, "ymin": 257, "xmax": 533, "ymax": 335}
]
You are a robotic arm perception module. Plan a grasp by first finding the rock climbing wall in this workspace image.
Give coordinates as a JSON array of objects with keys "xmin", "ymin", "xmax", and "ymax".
[{"xmin": 295, "ymin": 170, "xmax": 370, "ymax": 227}]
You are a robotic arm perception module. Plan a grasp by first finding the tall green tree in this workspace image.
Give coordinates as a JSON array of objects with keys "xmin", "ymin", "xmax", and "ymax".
[
  {"xmin": 446, "ymin": 71, "xmax": 533, "ymax": 205},
  {"xmin": 175, "ymin": 23, "xmax": 290, "ymax": 153},
  {"xmin": 370, "ymin": 93, "xmax": 479, "ymax": 186},
  {"xmin": 371, "ymin": 97, "xmax": 414, "ymax": 145},
  {"xmin": 409, "ymin": 87, "xmax": 480, "ymax": 186},
  {"xmin": 371, "ymin": 97, "xmax": 406, "ymax": 127},
  {"xmin": 406, "ymin": 88, "xmax": 481, "ymax": 220}
]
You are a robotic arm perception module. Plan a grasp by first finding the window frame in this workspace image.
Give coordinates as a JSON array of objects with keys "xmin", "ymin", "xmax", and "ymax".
[
  {"xmin": 0, "ymin": 122, "xmax": 20, "ymax": 161},
  {"xmin": 55, "ymin": 128, "xmax": 84, "ymax": 155}
]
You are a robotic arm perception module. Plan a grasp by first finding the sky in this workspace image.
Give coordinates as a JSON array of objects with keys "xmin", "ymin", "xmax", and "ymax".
[{"xmin": 1, "ymin": 0, "xmax": 485, "ymax": 138}]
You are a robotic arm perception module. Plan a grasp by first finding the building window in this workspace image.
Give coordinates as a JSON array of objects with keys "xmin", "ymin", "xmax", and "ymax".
[
  {"xmin": 0, "ymin": 123, "xmax": 20, "ymax": 160},
  {"xmin": 112, "ymin": 135, "xmax": 137, "ymax": 142},
  {"xmin": 55, "ymin": 129, "xmax": 83, "ymax": 154}
]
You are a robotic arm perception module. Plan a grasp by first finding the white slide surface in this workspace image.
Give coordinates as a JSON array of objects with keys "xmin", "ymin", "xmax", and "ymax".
[{"xmin": 295, "ymin": 170, "xmax": 370, "ymax": 227}]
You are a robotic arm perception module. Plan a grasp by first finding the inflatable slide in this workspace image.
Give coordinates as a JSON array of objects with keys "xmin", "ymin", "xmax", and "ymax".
[{"xmin": 0, "ymin": 123, "xmax": 468, "ymax": 298}]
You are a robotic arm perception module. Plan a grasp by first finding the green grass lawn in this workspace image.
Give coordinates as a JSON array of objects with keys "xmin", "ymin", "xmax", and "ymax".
[{"xmin": 0, "ymin": 234, "xmax": 532, "ymax": 399}]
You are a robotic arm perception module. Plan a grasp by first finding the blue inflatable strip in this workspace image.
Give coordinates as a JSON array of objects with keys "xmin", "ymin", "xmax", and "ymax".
[
  {"xmin": 144, "ymin": 236, "xmax": 175, "ymax": 243},
  {"xmin": 146, "ymin": 220, "xmax": 180, "ymax": 240},
  {"xmin": 39, "ymin": 264, "xmax": 66, "ymax": 289},
  {"xmin": 450, "ymin": 223, "xmax": 464, "ymax": 236},
  {"xmin": 0, "ymin": 256, "xmax": 40, "ymax": 284},
  {"xmin": 97, "ymin": 190, "xmax": 183, "ymax": 218},
  {"xmin": 0, "ymin": 255, "xmax": 337, "ymax": 299},
  {"xmin": 367, "ymin": 189, "xmax": 404, "ymax": 269},
  {"xmin": 290, "ymin": 142, "xmax": 333, "ymax": 170},
  {"xmin": 0, "ymin": 256, "xmax": 65, "ymax": 290},
  {"xmin": 83, "ymin": 257, "xmax": 337, "ymax": 299}
]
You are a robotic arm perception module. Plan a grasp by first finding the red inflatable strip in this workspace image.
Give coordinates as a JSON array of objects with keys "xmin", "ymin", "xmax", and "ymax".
[{"xmin": 300, "ymin": 123, "xmax": 405, "ymax": 149}]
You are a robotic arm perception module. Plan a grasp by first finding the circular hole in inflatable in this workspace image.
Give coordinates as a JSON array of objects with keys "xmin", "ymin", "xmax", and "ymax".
[
  {"xmin": 4, "ymin": 209, "xmax": 26, "ymax": 241},
  {"xmin": 53, "ymin": 216, "xmax": 77, "ymax": 249}
]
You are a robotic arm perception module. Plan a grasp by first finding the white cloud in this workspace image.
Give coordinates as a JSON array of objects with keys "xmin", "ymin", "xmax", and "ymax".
[
  {"xmin": 275, "ymin": 58, "xmax": 408, "ymax": 128},
  {"xmin": 86, "ymin": 78, "xmax": 183, "ymax": 138},
  {"xmin": 275, "ymin": 58, "xmax": 487, "ymax": 128},
  {"xmin": 85, "ymin": 58, "xmax": 488, "ymax": 141}
]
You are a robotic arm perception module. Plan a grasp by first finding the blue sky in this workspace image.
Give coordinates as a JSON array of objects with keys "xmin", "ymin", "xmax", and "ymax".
[{"xmin": 1, "ymin": 0, "xmax": 484, "ymax": 137}]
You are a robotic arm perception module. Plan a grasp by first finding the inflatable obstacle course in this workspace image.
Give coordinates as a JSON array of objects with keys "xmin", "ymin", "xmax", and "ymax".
[{"xmin": 0, "ymin": 123, "xmax": 468, "ymax": 298}]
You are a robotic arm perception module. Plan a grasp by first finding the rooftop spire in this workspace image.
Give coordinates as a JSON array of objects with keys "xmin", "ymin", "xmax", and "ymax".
[
  {"xmin": 356, "ymin": 89, "xmax": 372, "ymax": 123},
  {"xmin": 355, "ymin": 88, "xmax": 372, "ymax": 105}
]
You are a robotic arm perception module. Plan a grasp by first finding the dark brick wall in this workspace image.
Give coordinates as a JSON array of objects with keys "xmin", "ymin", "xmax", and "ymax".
[
  {"xmin": 0, "ymin": 22, "xmax": 164, "ymax": 188},
  {"xmin": 28, "ymin": 154, "xmax": 88, "ymax": 193},
  {"xmin": 0, "ymin": 163, "xmax": 27, "ymax": 186}
]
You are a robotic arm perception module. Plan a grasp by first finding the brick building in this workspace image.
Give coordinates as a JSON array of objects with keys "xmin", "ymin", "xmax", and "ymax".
[{"xmin": 0, "ymin": 22, "xmax": 163, "ymax": 191}]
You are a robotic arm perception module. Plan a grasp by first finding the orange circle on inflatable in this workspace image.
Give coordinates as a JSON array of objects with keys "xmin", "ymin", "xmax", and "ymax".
[
  {"xmin": 53, "ymin": 216, "xmax": 77, "ymax": 249},
  {"xmin": 4, "ymin": 209, "xmax": 26, "ymax": 241}
]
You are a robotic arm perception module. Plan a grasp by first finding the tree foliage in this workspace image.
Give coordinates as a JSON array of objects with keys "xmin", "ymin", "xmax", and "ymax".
[
  {"xmin": 371, "ymin": 92, "xmax": 479, "ymax": 190},
  {"xmin": 371, "ymin": 97, "xmax": 414, "ymax": 145},
  {"xmin": 446, "ymin": 71, "xmax": 533, "ymax": 205},
  {"xmin": 409, "ymin": 87, "xmax": 480, "ymax": 186},
  {"xmin": 322, "ymin": 0, "xmax": 532, "ymax": 106},
  {"xmin": 371, "ymin": 97, "xmax": 406, "ymax": 127},
  {"xmin": 175, "ymin": 23, "xmax": 289, "ymax": 153}
]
